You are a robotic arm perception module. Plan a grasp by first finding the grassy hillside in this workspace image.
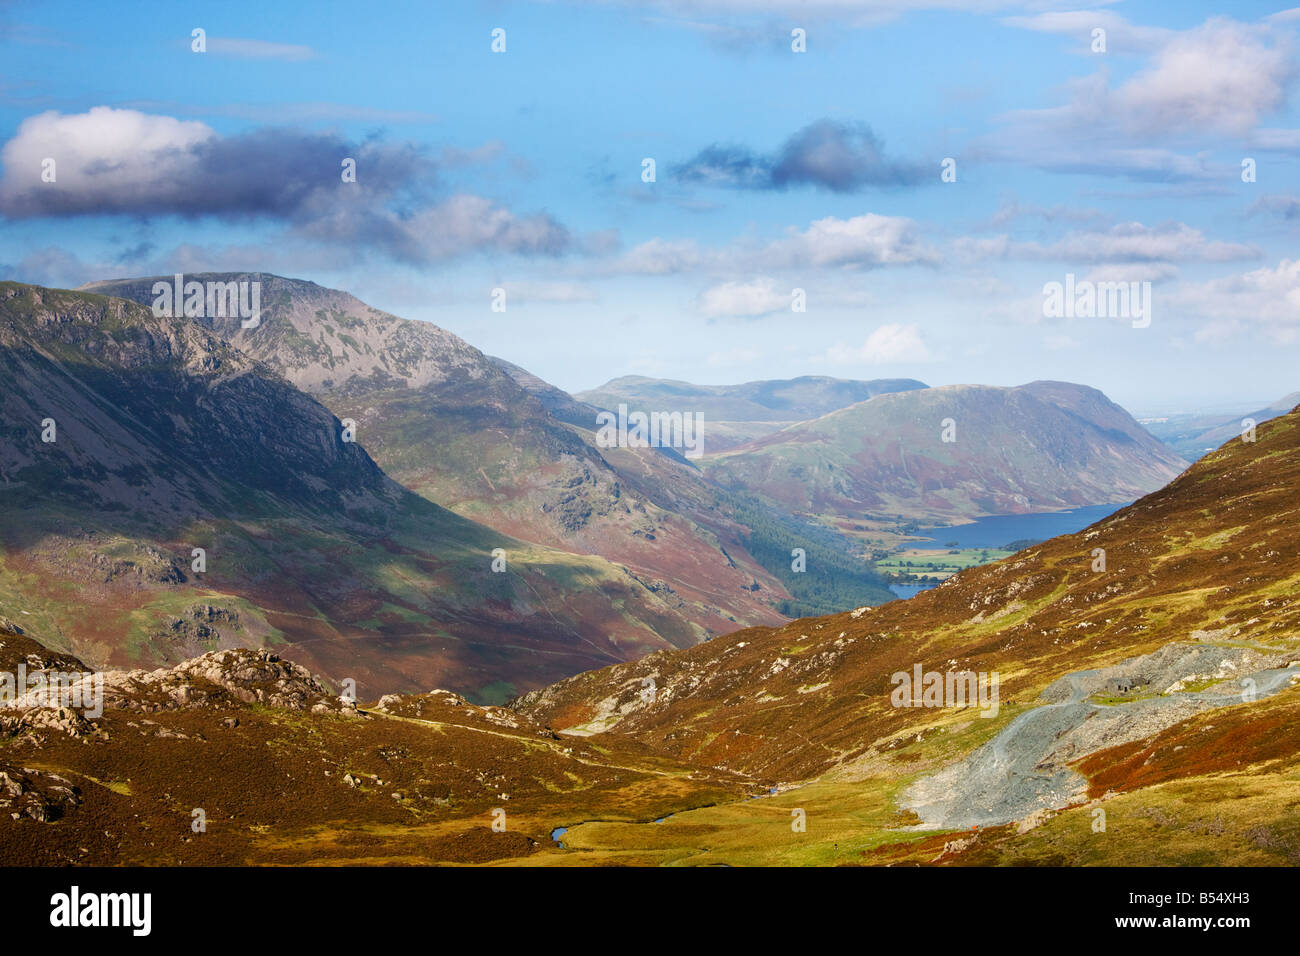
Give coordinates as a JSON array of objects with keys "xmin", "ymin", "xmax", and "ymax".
[
  {"xmin": 0, "ymin": 283, "xmax": 704, "ymax": 701},
  {"xmin": 700, "ymin": 381, "xmax": 1187, "ymax": 524}
]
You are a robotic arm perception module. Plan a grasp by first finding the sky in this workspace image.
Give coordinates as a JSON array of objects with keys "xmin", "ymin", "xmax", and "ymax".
[{"xmin": 1, "ymin": 0, "xmax": 1299, "ymax": 414}]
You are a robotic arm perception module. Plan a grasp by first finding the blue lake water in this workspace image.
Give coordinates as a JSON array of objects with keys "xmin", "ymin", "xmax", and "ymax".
[
  {"xmin": 888, "ymin": 583, "xmax": 931, "ymax": 600},
  {"xmin": 914, "ymin": 503, "xmax": 1128, "ymax": 551},
  {"xmin": 887, "ymin": 503, "xmax": 1129, "ymax": 601}
]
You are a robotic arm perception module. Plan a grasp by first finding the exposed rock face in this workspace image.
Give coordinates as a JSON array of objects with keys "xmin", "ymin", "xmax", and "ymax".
[
  {"xmin": 0, "ymin": 282, "xmax": 716, "ymax": 696},
  {"xmin": 0, "ymin": 707, "xmax": 100, "ymax": 740},
  {"xmin": 0, "ymin": 282, "xmax": 398, "ymax": 518},
  {"xmin": 94, "ymin": 648, "xmax": 350, "ymax": 714},
  {"xmin": 0, "ymin": 643, "xmax": 349, "ymax": 719},
  {"xmin": 0, "ymin": 767, "xmax": 81, "ymax": 822}
]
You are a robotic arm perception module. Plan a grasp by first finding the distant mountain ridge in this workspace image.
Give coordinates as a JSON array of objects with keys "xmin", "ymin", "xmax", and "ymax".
[
  {"xmin": 698, "ymin": 380, "xmax": 1188, "ymax": 523},
  {"xmin": 578, "ymin": 374, "xmax": 928, "ymax": 422},
  {"xmin": 1142, "ymin": 391, "xmax": 1300, "ymax": 460}
]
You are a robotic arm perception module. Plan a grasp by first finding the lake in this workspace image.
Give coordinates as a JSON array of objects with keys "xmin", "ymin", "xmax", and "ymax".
[
  {"xmin": 914, "ymin": 503, "xmax": 1128, "ymax": 551},
  {"xmin": 887, "ymin": 502, "xmax": 1130, "ymax": 600},
  {"xmin": 888, "ymin": 583, "xmax": 931, "ymax": 600}
]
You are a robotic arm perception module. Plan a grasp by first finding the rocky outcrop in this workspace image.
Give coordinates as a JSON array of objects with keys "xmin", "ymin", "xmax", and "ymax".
[
  {"xmin": 96, "ymin": 648, "xmax": 351, "ymax": 714},
  {"xmin": 1, "ymin": 644, "xmax": 353, "ymax": 719},
  {"xmin": 0, "ymin": 766, "xmax": 82, "ymax": 822}
]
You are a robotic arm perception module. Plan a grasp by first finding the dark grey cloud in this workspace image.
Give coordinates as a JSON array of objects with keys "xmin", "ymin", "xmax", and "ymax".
[
  {"xmin": 0, "ymin": 107, "xmax": 572, "ymax": 265},
  {"xmin": 673, "ymin": 120, "xmax": 927, "ymax": 192},
  {"xmin": 0, "ymin": 119, "xmax": 429, "ymax": 221}
]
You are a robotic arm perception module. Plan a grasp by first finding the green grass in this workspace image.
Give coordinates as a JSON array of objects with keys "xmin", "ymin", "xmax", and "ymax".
[{"xmin": 876, "ymin": 547, "xmax": 1014, "ymax": 579}]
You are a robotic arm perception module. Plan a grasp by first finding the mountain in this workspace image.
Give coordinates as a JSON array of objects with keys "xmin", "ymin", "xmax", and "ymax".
[
  {"xmin": 578, "ymin": 374, "xmax": 928, "ymax": 422},
  {"xmin": 1141, "ymin": 391, "xmax": 1300, "ymax": 460},
  {"xmin": 509, "ymin": 402, "xmax": 1300, "ymax": 864},
  {"xmin": 577, "ymin": 375, "xmax": 928, "ymax": 451},
  {"xmin": 0, "ymin": 282, "xmax": 711, "ymax": 702},
  {"xmin": 81, "ymin": 274, "xmax": 820, "ymax": 633},
  {"xmin": 6, "ymin": 402, "xmax": 1299, "ymax": 866},
  {"xmin": 698, "ymin": 381, "xmax": 1188, "ymax": 525}
]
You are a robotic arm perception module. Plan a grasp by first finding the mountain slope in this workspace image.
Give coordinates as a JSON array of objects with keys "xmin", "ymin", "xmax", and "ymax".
[
  {"xmin": 578, "ymin": 374, "xmax": 929, "ymax": 452},
  {"xmin": 0, "ymin": 282, "xmax": 707, "ymax": 701},
  {"xmin": 5, "ymin": 402, "xmax": 1298, "ymax": 866},
  {"xmin": 82, "ymin": 274, "xmax": 808, "ymax": 634},
  {"xmin": 0, "ymin": 624, "xmax": 751, "ymax": 865},
  {"xmin": 513, "ymin": 402, "xmax": 1300, "ymax": 863},
  {"xmin": 698, "ymin": 381, "xmax": 1188, "ymax": 524}
]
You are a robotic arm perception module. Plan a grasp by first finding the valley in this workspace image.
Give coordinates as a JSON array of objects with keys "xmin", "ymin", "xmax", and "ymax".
[
  {"xmin": 3, "ymin": 336, "xmax": 1297, "ymax": 865},
  {"xmin": 0, "ymin": 277, "xmax": 1294, "ymax": 869}
]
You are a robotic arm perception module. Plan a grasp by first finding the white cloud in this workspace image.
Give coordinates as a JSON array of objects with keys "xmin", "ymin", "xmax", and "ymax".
[
  {"xmin": 1180, "ymin": 259, "xmax": 1300, "ymax": 342},
  {"xmin": 697, "ymin": 277, "xmax": 789, "ymax": 317},
  {"xmin": 992, "ymin": 15, "xmax": 1297, "ymax": 178},
  {"xmin": 765, "ymin": 213, "xmax": 939, "ymax": 269},
  {"xmin": 610, "ymin": 238, "xmax": 704, "ymax": 275},
  {"xmin": 1001, "ymin": 11, "xmax": 1173, "ymax": 53},
  {"xmin": 607, "ymin": 212, "xmax": 936, "ymax": 278},
  {"xmin": 0, "ymin": 107, "xmax": 213, "ymax": 211},
  {"xmin": 0, "ymin": 107, "xmax": 573, "ymax": 263},
  {"xmin": 1114, "ymin": 18, "xmax": 1292, "ymax": 137},
  {"xmin": 823, "ymin": 323, "xmax": 930, "ymax": 364},
  {"xmin": 957, "ymin": 221, "xmax": 1257, "ymax": 267}
]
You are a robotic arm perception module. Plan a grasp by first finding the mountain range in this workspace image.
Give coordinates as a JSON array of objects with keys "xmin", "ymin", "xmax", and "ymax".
[
  {"xmin": 1141, "ymin": 392, "xmax": 1300, "ymax": 460},
  {"xmin": 0, "ymin": 273, "xmax": 1200, "ymax": 707},
  {"xmin": 577, "ymin": 374, "xmax": 928, "ymax": 451},
  {"xmin": 2, "ymin": 389, "xmax": 1296, "ymax": 865}
]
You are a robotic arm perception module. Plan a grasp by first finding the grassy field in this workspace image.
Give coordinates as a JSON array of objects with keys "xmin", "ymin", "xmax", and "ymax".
[{"xmin": 875, "ymin": 547, "xmax": 1014, "ymax": 580}]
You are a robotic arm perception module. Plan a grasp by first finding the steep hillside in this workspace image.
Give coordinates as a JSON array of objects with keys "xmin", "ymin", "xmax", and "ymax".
[
  {"xmin": 510, "ymin": 404, "xmax": 1300, "ymax": 863},
  {"xmin": 699, "ymin": 381, "xmax": 1187, "ymax": 524},
  {"xmin": 0, "ymin": 282, "xmax": 706, "ymax": 701},
  {"xmin": 82, "ymin": 274, "xmax": 807, "ymax": 634},
  {"xmin": 4, "ymin": 405, "xmax": 1297, "ymax": 867}
]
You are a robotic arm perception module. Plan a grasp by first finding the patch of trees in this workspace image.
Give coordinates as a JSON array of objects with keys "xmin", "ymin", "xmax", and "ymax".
[{"xmin": 723, "ymin": 492, "xmax": 895, "ymax": 617}]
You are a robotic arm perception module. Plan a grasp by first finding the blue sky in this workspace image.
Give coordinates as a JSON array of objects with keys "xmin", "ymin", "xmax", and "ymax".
[{"xmin": 2, "ymin": 0, "xmax": 1299, "ymax": 413}]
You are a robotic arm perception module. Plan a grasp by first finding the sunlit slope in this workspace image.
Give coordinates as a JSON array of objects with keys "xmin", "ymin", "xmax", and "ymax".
[
  {"xmin": 0, "ymin": 282, "xmax": 704, "ymax": 700},
  {"xmin": 699, "ymin": 381, "xmax": 1187, "ymax": 523},
  {"xmin": 518, "ymin": 401, "xmax": 1300, "ymax": 783}
]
